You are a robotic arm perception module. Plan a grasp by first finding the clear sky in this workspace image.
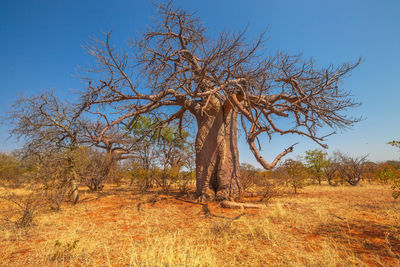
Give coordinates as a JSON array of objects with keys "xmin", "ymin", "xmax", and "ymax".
[{"xmin": 1, "ymin": 0, "xmax": 399, "ymax": 166}]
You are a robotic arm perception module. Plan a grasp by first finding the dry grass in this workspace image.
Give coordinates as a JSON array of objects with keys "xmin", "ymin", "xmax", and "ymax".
[{"xmin": 0, "ymin": 184, "xmax": 399, "ymax": 266}]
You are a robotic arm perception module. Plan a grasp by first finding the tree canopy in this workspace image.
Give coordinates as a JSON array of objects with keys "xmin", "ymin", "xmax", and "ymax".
[
  {"xmin": 5, "ymin": 2, "xmax": 361, "ymax": 201},
  {"xmin": 77, "ymin": 2, "xmax": 361, "ymax": 200}
]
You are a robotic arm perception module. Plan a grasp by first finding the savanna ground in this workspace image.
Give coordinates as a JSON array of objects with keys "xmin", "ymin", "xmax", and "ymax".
[{"xmin": 0, "ymin": 184, "xmax": 399, "ymax": 266}]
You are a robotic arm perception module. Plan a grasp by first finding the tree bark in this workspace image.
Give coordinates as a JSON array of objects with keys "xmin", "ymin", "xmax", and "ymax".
[
  {"xmin": 70, "ymin": 174, "xmax": 79, "ymax": 204},
  {"xmin": 68, "ymin": 156, "xmax": 79, "ymax": 204},
  {"xmin": 195, "ymin": 99, "xmax": 242, "ymax": 201}
]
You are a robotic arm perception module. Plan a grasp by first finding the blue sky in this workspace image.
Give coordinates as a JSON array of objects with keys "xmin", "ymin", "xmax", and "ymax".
[{"xmin": 1, "ymin": 0, "xmax": 399, "ymax": 165}]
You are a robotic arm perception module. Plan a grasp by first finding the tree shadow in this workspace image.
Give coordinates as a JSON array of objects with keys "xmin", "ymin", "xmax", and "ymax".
[{"xmin": 314, "ymin": 219, "xmax": 400, "ymax": 260}]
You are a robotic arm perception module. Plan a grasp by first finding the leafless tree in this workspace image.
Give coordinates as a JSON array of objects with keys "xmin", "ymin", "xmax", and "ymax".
[
  {"xmin": 79, "ymin": 2, "xmax": 361, "ymax": 201},
  {"xmin": 5, "ymin": 91, "xmax": 84, "ymax": 203},
  {"xmin": 5, "ymin": 90, "xmax": 142, "ymax": 195},
  {"xmin": 337, "ymin": 153, "xmax": 368, "ymax": 186},
  {"xmin": 324, "ymin": 158, "xmax": 339, "ymax": 186},
  {"xmin": 73, "ymin": 147, "xmax": 111, "ymax": 191},
  {"xmin": 80, "ymin": 120, "xmax": 142, "ymax": 190},
  {"xmin": 0, "ymin": 186, "xmax": 45, "ymax": 227},
  {"xmin": 7, "ymin": 91, "xmax": 82, "ymax": 154},
  {"xmin": 81, "ymin": 113, "xmax": 139, "ymax": 161}
]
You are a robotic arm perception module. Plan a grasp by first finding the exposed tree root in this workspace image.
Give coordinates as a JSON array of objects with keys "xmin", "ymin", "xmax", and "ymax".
[{"xmin": 220, "ymin": 200, "xmax": 265, "ymax": 209}]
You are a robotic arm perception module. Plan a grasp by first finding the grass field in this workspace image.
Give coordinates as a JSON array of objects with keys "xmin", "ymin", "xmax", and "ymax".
[{"xmin": 0, "ymin": 184, "xmax": 399, "ymax": 266}]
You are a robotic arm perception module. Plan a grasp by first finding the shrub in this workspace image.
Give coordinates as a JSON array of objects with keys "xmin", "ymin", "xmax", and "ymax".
[
  {"xmin": 274, "ymin": 159, "xmax": 308, "ymax": 194},
  {"xmin": 0, "ymin": 185, "xmax": 45, "ymax": 227},
  {"xmin": 0, "ymin": 152, "xmax": 25, "ymax": 187},
  {"xmin": 388, "ymin": 140, "xmax": 400, "ymax": 198},
  {"xmin": 240, "ymin": 163, "xmax": 265, "ymax": 190}
]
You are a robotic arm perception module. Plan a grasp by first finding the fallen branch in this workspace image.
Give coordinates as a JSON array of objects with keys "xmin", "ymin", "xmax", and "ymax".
[{"xmin": 220, "ymin": 200, "xmax": 265, "ymax": 209}]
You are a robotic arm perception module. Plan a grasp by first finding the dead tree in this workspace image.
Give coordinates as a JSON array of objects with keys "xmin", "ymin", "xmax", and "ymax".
[{"xmin": 79, "ymin": 2, "xmax": 361, "ymax": 201}]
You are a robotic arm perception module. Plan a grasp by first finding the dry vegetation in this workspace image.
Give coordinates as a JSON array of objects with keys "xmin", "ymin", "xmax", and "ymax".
[
  {"xmin": 1, "ymin": 3, "xmax": 399, "ymax": 266},
  {"xmin": 0, "ymin": 184, "xmax": 399, "ymax": 266}
]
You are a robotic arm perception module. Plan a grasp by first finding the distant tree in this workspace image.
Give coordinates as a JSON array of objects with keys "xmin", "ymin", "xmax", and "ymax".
[
  {"xmin": 377, "ymin": 163, "xmax": 398, "ymax": 183},
  {"xmin": 128, "ymin": 115, "xmax": 165, "ymax": 189},
  {"xmin": 7, "ymin": 91, "xmax": 83, "ymax": 154},
  {"xmin": 79, "ymin": 2, "xmax": 361, "ymax": 201},
  {"xmin": 336, "ymin": 153, "xmax": 367, "ymax": 186},
  {"xmin": 128, "ymin": 115, "xmax": 159, "ymax": 170},
  {"xmin": 390, "ymin": 175, "xmax": 400, "ymax": 199},
  {"xmin": 127, "ymin": 114, "xmax": 194, "ymax": 191},
  {"xmin": 153, "ymin": 122, "xmax": 194, "ymax": 191},
  {"xmin": 362, "ymin": 161, "xmax": 379, "ymax": 183},
  {"xmin": 304, "ymin": 149, "xmax": 328, "ymax": 185},
  {"xmin": 277, "ymin": 159, "xmax": 307, "ymax": 194},
  {"xmin": 31, "ymin": 152, "xmax": 76, "ymax": 211},
  {"xmin": 387, "ymin": 140, "xmax": 400, "ymax": 199},
  {"xmin": 240, "ymin": 163, "xmax": 264, "ymax": 190},
  {"xmin": 156, "ymin": 124, "xmax": 193, "ymax": 171},
  {"xmin": 324, "ymin": 156, "xmax": 340, "ymax": 185}
]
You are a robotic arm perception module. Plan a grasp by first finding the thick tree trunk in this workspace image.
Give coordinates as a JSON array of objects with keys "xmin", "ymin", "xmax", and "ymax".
[{"xmin": 195, "ymin": 101, "xmax": 242, "ymax": 201}]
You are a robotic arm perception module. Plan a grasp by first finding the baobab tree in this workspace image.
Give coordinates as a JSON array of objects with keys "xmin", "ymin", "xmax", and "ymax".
[
  {"xmin": 80, "ymin": 2, "xmax": 361, "ymax": 201},
  {"xmin": 80, "ymin": 118, "xmax": 143, "ymax": 190}
]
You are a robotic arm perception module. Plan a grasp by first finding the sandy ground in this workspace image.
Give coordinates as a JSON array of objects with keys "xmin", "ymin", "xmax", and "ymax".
[{"xmin": 0, "ymin": 184, "xmax": 399, "ymax": 266}]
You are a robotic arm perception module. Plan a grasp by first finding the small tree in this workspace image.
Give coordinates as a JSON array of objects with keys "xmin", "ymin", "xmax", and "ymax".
[
  {"xmin": 6, "ymin": 91, "xmax": 84, "ymax": 203},
  {"xmin": 304, "ymin": 149, "xmax": 328, "ymax": 185},
  {"xmin": 127, "ymin": 115, "xmax": 194, "ymax": 191},
  {"xmin": 391, "ymin": 175, "xmax": 400, "ymax": 199},
  {"xmin": 337, "ymin": 153, "xmax": 367, "ymax": 186},
  {"xmin": 240, "ymin": 163, "xmax": 263, "ymax": 190},
  {"xmin": 276, "ymin": 159, "xmax": 307, "ymax": 194},
  {"xmin": 128, "ymin": 115, "xmax": 159, "ymax": 190},
  {"xmin": 31, "ymin": 153, "xmax": 74, "ymax": 211},
  {"xmin": 324, "ymin": 157, "xmax": 340, "ymax": 185},
  {"xmin": 155, "ymin": 125, "xmax": 194, "ymax": 192},
  {"xmin": 5, "ymin": 90, "xmax": 140, "ymax": 198},
  {"xmin": 0, "ymin": 187, "xmax": 45, "ymax": 227},
  {"xmin": 72, "ymin": 147, "xmax": 113, "ymax": 191}
]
